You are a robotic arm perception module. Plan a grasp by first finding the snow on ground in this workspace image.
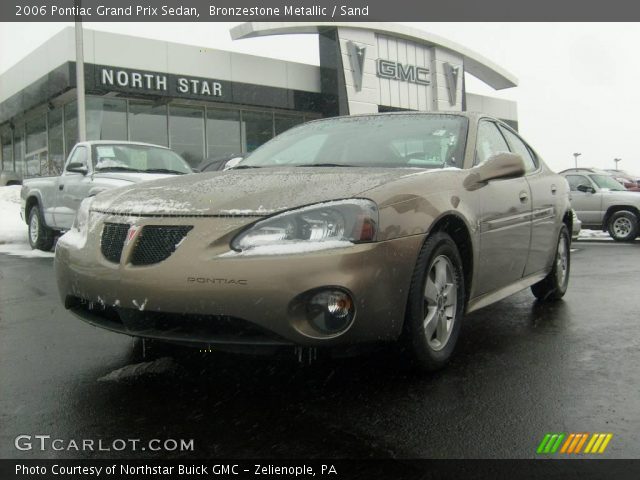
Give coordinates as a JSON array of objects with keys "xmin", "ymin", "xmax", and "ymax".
[
  {"xmin": 577, "ymin": 229, "xmax": 612, "ymax": 240},
  {"xmin": 0, "ymin": 186, "xmax": 54, "ymax": 258},
  {"xmin": 0, "ymin": 243, "xmax": 56, "ymax": 258},
  {"xmin": 0, "ymin": 186, "xmax": 26, "ymax": 244}
]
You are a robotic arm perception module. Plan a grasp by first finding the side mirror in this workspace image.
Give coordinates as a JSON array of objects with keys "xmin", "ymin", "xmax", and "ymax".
[
  {"xmin": 464, "ymin": 152, "xmax": 526, "ymax": 190},
  {"xmin": 223, "ymin": 156, "xmax": 244, "ymax": 171},
  {"xmin": 66, "ymin": 162, "xmax": 88, "ymax": 175},
  {"xmin": 576, "ymin": 184, "xmax": 595, "ymax": 194}
]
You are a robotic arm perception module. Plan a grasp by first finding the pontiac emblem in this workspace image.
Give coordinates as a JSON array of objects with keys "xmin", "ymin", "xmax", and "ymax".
[
  {"xmin": 347, "ymin": 41, "xmax": 367, "ymax": 92},
  {"xmin": 125, "ymin": 225, "xmax": 142, "ymax": 245}
]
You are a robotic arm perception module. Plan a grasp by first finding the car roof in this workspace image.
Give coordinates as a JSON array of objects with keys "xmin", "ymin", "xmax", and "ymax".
[
  {"xmin": 559, "ymin": 168, "xmax": 612, "ymax": 175},
  {"xmin": 605, "ymin": 169, "xmax": 637, "ymax": 177},
  {"xmin": 304, "ymin": 110, "xmax": 500, "ymax": 125}
]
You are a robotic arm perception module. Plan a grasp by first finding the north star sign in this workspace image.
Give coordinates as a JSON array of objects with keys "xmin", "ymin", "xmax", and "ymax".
[
  {"xmin": 376, "ymin": 59, "xmax": 430, "ymax": 85},
  {"xmin": 99, "ymin": 67, "xmax": 223, "ymax": 97}
]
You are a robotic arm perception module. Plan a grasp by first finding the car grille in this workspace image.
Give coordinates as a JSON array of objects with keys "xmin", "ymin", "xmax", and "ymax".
[
  {"xmin": 130, "ymin": 225, "xmax": 193, "ymax": 266},
  {"xmin": 100, "ymin": 223, "xmax": 193, "ymax": 265},
  {"xmin": 100, "ymin": 223, "xmax": 130, "ymax": 263}
]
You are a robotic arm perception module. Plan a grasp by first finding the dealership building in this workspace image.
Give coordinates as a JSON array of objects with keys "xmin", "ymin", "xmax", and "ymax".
[{"xmin": 0, "ymin": 22, "xmax": 518, "ymax": 178}]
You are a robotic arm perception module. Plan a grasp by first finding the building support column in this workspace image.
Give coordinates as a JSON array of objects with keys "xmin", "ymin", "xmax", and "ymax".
[{"xmin": 74, "ymin": 2, "xmax": 86, "ymax": 142}]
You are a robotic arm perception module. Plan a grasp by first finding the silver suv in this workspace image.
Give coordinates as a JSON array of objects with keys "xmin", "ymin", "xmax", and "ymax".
[{"xmin": 560, "ymin": 168, "xmax": 640, "ymax": 241}]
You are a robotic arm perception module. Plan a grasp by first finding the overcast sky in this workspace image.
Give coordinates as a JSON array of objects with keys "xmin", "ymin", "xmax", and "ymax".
[{"xmin": 1, "ymin": 22, "xmax": 638, "ymax": 173}]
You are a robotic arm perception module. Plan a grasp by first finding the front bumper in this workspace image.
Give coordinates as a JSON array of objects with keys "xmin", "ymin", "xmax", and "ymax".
[{"xmin": 55, "ymin": 213, "xmax": 424, "ymax": 347}]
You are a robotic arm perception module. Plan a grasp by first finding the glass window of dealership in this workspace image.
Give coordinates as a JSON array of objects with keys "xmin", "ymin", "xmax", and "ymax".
[{"xmin": 0, "ymin": 96, "xmax": 314, "ymax": 177}]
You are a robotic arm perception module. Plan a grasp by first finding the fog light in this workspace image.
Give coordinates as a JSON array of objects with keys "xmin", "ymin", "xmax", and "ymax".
[{"xmin": 307, "ymin": 290, "xmax": 354, "ymax": 334}]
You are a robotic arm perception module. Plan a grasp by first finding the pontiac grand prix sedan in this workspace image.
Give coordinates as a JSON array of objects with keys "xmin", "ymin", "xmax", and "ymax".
[{"xmin": 55, "ymin": 113, "xmax": 571, "ymax": 370}]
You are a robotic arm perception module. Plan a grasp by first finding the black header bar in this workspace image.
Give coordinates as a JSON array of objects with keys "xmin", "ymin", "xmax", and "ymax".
[{"xmin": 3, "ymin": 0, "xmax": 640, "ymax": 21}]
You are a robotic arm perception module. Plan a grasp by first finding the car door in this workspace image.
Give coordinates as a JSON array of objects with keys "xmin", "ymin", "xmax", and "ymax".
[
  {"xmin": 473, "ymin": 120, "xmax": 532, "ymax": 296},
  {"xmin": 498, "ymin": 125, "xmax": 557, "ymax": 277},
  {"xmin": 565, "ymin": 174, "xmax": 603, "ymax": 225},
  {"xmin": 53, "ymin": 145, "xmax": 92, "ymax": 229}
]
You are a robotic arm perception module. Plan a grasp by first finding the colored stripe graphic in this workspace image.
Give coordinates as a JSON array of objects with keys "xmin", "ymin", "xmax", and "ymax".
[
  {"xmin": 550, "ymin": 434, "xmax": 565, "ymax": 453},
  {"xmin": 539, "ymin": 433, "xmax": 613, "ymax": 454},
  {"xmin": 560, "ymin": 433, "xmax": 575, "ymax": 453},
  {"xmin": 537, "ymin": 433, "xmax": 565, "ymax": 454},
  {"xmin": 598, "ymin": 434, "xmax": 613, "ymax": 453},
  {"xmin": 537, "ymin": 434, "xmax": 552, "ymax": 454},
  {"xmin": 585, "ymin": 433, "xmax": 613, "ymax": 454},
  {"xmin": 574, "ymin": 433, "xmax": 589, "ymax": 453}
]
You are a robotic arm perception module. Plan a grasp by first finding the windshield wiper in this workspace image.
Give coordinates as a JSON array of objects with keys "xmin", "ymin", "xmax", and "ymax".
[
  {"xmin": 295, "ymin": 163, "xmax": 357, "ymax": 168},
  {"xmin": 231, "ymin": 165, "xmax": 262, "ymax": 170},
  {"xmin": 95, "ymin": 166, "xmax": 145, "ymax": 173},
  {"xmin": 145, "ymin": 168, "xmax": 188, "ymax": 175}
]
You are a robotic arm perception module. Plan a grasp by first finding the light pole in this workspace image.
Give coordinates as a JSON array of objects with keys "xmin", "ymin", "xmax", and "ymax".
[
  {"xmin": 573, "ymin": 152, "xmax": 581, "ymax": 170},
  {"xmin": 614, "ymin": 158, "xmax": 622, "ymax": 170},
  {"xmin": 74, "ymin": 0, "xmax": 86, "ymax": 142}
]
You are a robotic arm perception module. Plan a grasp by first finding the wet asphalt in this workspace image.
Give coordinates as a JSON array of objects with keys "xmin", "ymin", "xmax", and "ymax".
[{"xmin": 0, "ymin": 240, "xmax": 639, "ymax": 459}]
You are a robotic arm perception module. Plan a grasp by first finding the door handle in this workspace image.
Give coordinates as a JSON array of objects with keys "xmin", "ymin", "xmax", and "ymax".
[
  {"xmin": 519, "ymin": 191, "xmax": 529, "ymax": 202},
  {"xmin": 58, "ymin": 184, "xmax": 64, "ymax": 191},
  {"xmin": 551, "ymin": 184, "xmax": 557, "ymax": 194}
]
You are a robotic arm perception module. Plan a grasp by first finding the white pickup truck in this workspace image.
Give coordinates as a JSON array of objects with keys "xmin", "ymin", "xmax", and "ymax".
[{"xmin": 21, "ymin": 141, "xmax": 193, "ymax": 250}]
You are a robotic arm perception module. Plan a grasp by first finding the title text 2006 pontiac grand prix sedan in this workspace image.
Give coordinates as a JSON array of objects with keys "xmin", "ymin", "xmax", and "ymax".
[{"xmin": 55, "ymin": 113, "xmax": 571, "ymax": 370}]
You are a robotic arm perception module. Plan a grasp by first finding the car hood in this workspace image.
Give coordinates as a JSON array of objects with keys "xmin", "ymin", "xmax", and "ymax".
[
  {"xmin": 601, "ymin": 189, "xmax": 640, "ymax": 197},
  {"xmin": 90, "ymin": 167, "xmax": 421, "ymax": 216}
]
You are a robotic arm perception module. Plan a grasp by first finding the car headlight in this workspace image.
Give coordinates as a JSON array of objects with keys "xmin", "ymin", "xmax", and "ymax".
[
  {"xmin": 72, "ymin": 197, "xmax": 94, "ymax": 233},
  {"xmin": 231, "ymin": 199, "xmax": 378, "ymax": 252}
]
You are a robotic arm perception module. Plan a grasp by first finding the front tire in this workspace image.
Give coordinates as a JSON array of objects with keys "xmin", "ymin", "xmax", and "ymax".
[
  {"xmin": 531, "ymin": 225, "xmax": 570, "ymax": 301},
  {"xmin": 403, "ymin": 232, "xmax": 465, "ymax": 371},
  {"xmin": 607, "ymin": 210, "xmax": 638, "ymax": 242},
  {"xmin": 28, "ymin": 205, "xmax": 55, "ymax": 251}
]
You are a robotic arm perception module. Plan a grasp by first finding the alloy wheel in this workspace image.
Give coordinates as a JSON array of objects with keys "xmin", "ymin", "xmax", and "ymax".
[
  {"xmin": 423, "ymin": 255, "xmax": 458, "ymax": 351},
  {"xmin": 556, "ymin": 232, "xmax": 568, "ymax": 287}
]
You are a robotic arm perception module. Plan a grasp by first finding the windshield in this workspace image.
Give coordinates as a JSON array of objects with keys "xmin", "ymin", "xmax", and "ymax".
[
  {"xmin": 589, "ymin": 174, "xmax": 626, "ymax": 191},
  {"xmin": 239, "ymin": 114, "xmax": 468, "ymax": 169},
  {"xmin": 92, "ymin": 144, "xmax": 192, "ymax": 174}
]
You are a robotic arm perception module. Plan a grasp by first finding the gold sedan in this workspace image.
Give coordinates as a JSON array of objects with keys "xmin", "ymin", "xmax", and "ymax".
[{"xmin": 55, "ymin": 113, "xmax": 572, "ymax": 370}]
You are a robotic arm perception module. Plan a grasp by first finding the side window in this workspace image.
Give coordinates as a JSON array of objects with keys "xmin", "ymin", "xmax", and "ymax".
[
  {"xmin": 65, "ymin": 146, "xmax": 87, "ymax": 172},
  {"xmin": 475, "ymin": 121, "xmax": 510, "ymax": 166},
  {"xmin": 499, "ymin": 126, "xmax": 538, "ymax": 173},
  {"xmin": 565, "ymin": 175, "xmax": 592, "ymax": 192}
]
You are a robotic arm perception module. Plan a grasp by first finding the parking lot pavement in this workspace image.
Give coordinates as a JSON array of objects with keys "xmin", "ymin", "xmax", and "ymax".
[{"xmin": 1, "ymin": 241, "xmax": 639, "ymax": 459}]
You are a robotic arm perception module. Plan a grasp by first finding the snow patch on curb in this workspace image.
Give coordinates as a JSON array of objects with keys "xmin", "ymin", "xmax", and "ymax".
[
  {"xmin": 0, "ymin": 186, "xmax": 55, "ymax": 257},
  {"xmin": 0, "ymin": 243, "xmax": 55, "ymax": 258},
  {"xmin": 0, "ymin": 186, "xmax": 27, "ymax": 244},
  {"xmin": 577, "ymin": 229, "xmax": 612, "ymax": 240}
]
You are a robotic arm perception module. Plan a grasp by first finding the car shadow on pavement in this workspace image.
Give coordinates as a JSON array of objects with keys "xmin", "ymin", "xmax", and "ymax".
[{"xmin": 53, "ymin": 291, "xmax": 577, "ymax": 459}]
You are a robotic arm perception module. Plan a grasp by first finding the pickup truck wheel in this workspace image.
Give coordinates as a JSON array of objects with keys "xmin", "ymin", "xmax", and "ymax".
[
  {"xmin": 28, "ymin": 205, "xmax": 55, "ymax": 251},
  {"xmin": 531, "ymin": 225, "xmax": 570, "ymax": 301},
  {"xmin": 607, "ymin": 211, "xmax": 638, "ymax": 242}
]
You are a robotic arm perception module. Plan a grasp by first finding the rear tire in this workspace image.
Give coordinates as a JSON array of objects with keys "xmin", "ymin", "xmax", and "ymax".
[
  {"xmin": 403, "ymin": 232, "xmax": 465, "ymax": 371},
  {"xmin": 28, "ymin": 204, "xmax": 55, "ymax": 251},
  {"xmin": 607, "ymin": 210, "xmax": 638, "ymax": 242},
  {"xmin": 531, "ymin": 225, "xmax": 570, "ymax": 301}
]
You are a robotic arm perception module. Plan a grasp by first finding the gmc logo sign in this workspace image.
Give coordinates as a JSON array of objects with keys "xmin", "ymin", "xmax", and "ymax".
[{"xmin": 376, "ymin": 59, "xmax": 430, "ymax": 85}]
